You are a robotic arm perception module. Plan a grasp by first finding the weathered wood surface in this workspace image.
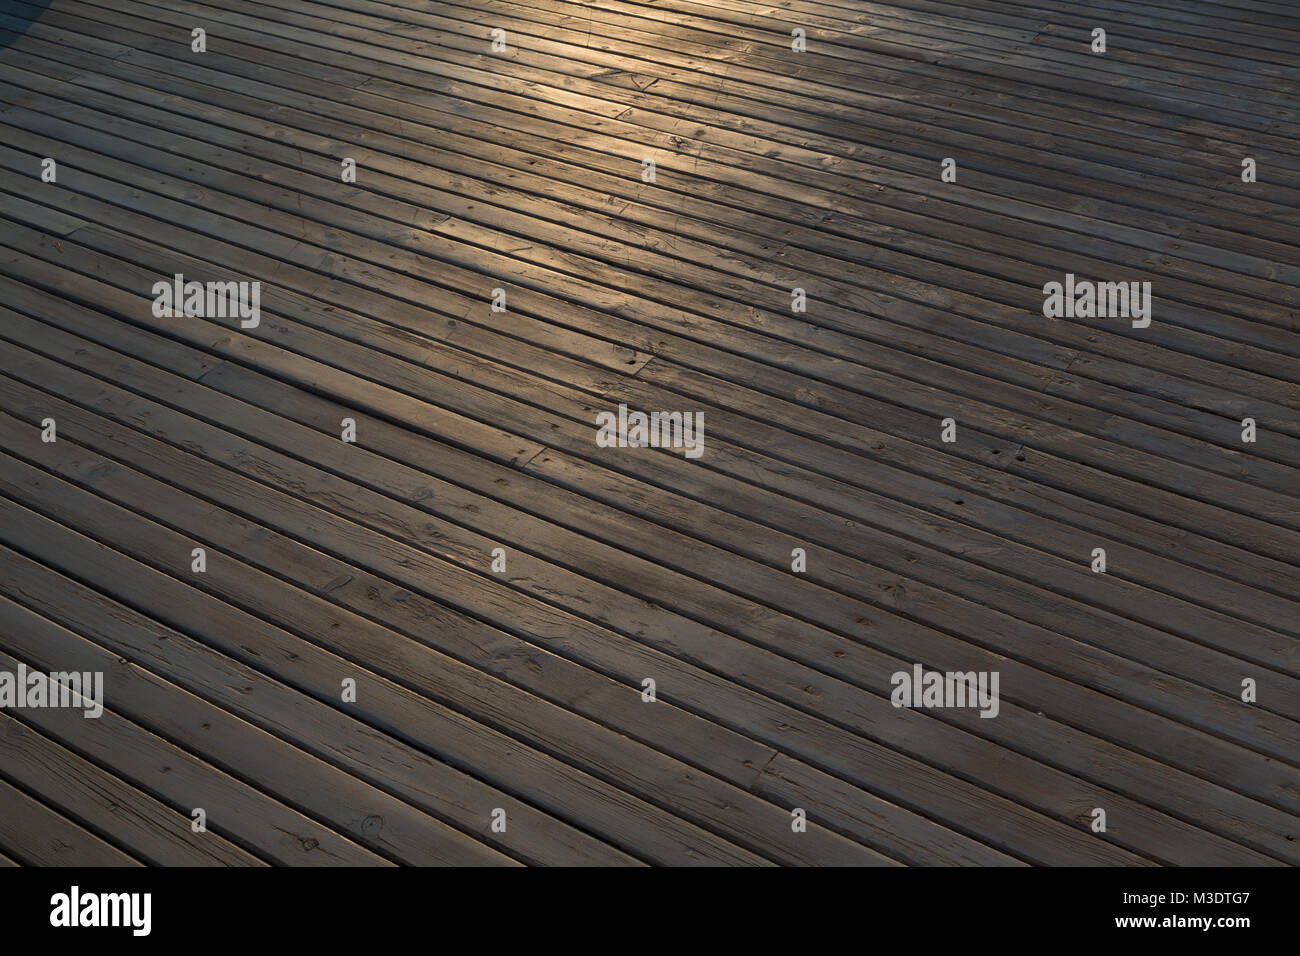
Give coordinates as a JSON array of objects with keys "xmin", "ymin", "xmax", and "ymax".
[{"xmin": 0, "ymin": 0, "xmax": 1295, "ymax": 865}]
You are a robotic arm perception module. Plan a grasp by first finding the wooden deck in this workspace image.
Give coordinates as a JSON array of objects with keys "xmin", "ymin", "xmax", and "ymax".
[{"xmin": 0, "ymin": 0, "xmax": 1296, "ymax": 866}]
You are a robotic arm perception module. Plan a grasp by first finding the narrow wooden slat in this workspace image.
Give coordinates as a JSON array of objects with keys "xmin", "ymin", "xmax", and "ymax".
[
  {"xmin": 0, "ymin": 595, "xmax": 517, "ymax": 866},
  {"xmin": 0, "ymin": 711, "xmax": 265, "ymax": 866},
  {"xmin": 0, "ymin": 0, "xmax": 1295, "ymax": 869},
  {"xmin": 0, "ymin": 774, "xmax": 141, "ymax": 867},
  {"xmin": 0, "ymin": 656, "xmax": 389, "ymax": 867},
  {"xmin": 2, "ymin": 326, "xmax": 1287, "ymax": 865}
]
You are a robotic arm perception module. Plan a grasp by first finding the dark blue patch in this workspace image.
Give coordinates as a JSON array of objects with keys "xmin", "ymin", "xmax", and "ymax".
[{"xmin": 0, "ymin": 0, "xmax": 53, "ymax": 54}]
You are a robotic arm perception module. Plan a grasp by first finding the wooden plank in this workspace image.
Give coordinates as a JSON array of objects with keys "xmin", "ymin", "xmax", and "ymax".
[
  {"xmin": 2, "ymin": 87, "xmax": 1300, "ymax": 530},
  {"xmin": 7, "ymin": 29, "xmax": 1300, "ymax": 356},
  {"xmin": 5, "ymin": 291, "xmax": 1297, "ymax": 768},
  {"xmin": 10, "ymin": 18, "xmax": 1300, "ymax": 398},
  {"xmin": 0, "ymin": 593, "xmax": 518, "ymax": 866},
  {"xmin": 0, "ymin": 188, "xmax": 1289, "ymax": 686},
  {"xmin": 10, "ymin": 0, "xmax": 1300, "ymax": 261},
  {"xmin": 0, "ymin": 462, "xmax": 980, "ymax": 867},
  {"xmin": 0, "ymin": 434, "xmax": 840, "ymax": 865},
  {"xmin": 0, "ymin": 0, "xmax": 1296, "ymax": 869},
  {"xmin": 0, "ymin": 644, "xmax": 390, "ymax": 866},
  {"xmin": 0, "ymin": 530, "xmax": 753, "ymax": 866},
  {"xmin": 2, "ymin": 321, "xmax": 1289, "ymax": 868},
  {"xmin": 0, "ymin": 711, "xmax": 264, "ymax": 866},
  {"xmin": 10, "ymin": 15, "xmax": 1300, "ymax": 407},
  {"xmin": 0, "ymin": 369, "xmax": 1149, "ymax": 865},
  {"xmin": 3, "ymin": 229, "xmax": 1297, "ymax": 720},
  {"xmin": 0, "ymin": 774, "xmax": 141, "ymax": 867},
  {"xmin": 53, "ymin": 0, "xmax": 1300, "ymax": 286},
  {"xmin": 0, "ymin": 354, "xmax": 1009, "ymax": 863},
  {"xmin": 0, "ymin": 385, "xmax": 1055, "ymax": 863}
]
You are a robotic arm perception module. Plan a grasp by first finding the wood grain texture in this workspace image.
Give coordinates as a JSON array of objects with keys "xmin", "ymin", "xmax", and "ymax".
[{"xmin": 0, "ymin": 0, "xmax": 1295, "ymax": 865}]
